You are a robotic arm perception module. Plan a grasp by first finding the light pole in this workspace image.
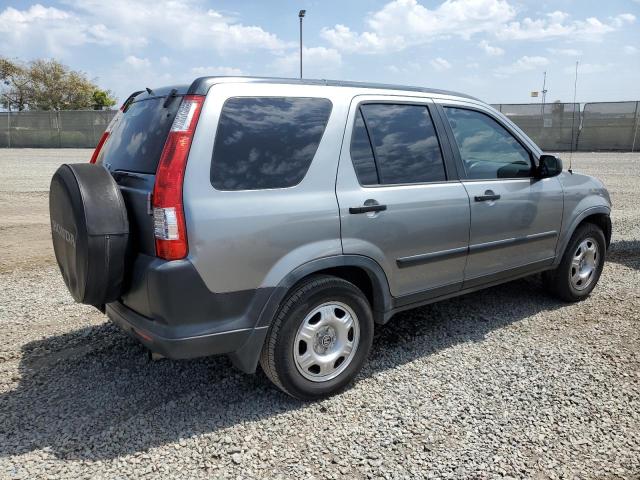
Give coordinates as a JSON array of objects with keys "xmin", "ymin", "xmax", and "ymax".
[{"xmin": 299, "ymin": 10, "xmax": 306, "ymax": 79}]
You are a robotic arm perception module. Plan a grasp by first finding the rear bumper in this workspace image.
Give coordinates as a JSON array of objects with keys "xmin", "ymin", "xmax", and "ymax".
[
  {"xmin": 106, "ymin": 301, "xmax": 260, "ymax": 359},
  {"xmin": 105, "ymin": 254, "xmax": 273, "ymax": 371}
]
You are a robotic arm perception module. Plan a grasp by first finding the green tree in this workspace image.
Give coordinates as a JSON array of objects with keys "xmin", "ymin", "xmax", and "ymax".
[
  {"xmin": 0, "ymin": 57, "xmax": 116, "ymax": 111},
  {"xmin": 92, "ymin": 89, "xmax": 117, "ymax": 110},
  {"xmin": 0, "ymin": 58, "xmax": 31, "ymax": 111}
]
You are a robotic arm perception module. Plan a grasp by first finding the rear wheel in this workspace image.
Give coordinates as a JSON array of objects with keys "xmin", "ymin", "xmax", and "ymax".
[
  {"xmin": 260, "ymin": 275, "xmax": 374, "ymax": 400},
  {"xmin": 545, "ymin": 223, "xmax": 606, "ymax": 302}
]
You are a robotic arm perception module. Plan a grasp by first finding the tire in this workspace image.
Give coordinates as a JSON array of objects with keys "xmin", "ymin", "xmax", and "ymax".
[
  {"xmin": 49, "ymin": 163, "xmax": 129, "ymax": 306},
  {"xmin": 545, "ymin": 223, "xmax": 606, "ymax": 302},
  {"xmin": 259, "ymin": 275, "xmax": 374, "ymax": 400}
]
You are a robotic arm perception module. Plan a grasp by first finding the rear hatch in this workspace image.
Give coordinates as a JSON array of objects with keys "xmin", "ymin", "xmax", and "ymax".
[{"xmin": 95, "ymin": 86, "xmax": 187, "ymax": 256}]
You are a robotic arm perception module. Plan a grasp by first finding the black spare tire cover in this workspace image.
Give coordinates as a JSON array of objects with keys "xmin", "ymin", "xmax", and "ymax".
[{"xmin": 49, "ymin": 163, "xmax": 129, "ymax": 306}]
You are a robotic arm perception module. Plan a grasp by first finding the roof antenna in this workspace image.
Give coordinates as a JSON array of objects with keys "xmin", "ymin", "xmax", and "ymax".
[{"xmin": 568, "ymin": 60, "xmax": 579, "ymax": 174}]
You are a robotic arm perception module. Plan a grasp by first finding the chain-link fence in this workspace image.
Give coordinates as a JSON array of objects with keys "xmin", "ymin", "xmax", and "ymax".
[
  {"xmin": 579, "ymin": 101, "xmax": 640, "ymax": 151},
  {"xmin": 492, "ymin": 102, "xmax": 581, "ymax": 151},
  {"xmin": 493, "ymin": 101, "xmax": 640, "ymax": 152},
  {"xmin": 0, "ymin": 110, "xmax": 117, "ymax": 148},
  {"xmin": 1, "ymin": 103, "xmax": 639, "ymax": 151}
]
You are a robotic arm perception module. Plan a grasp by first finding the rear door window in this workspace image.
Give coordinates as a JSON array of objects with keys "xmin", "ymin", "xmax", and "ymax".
[
  {"xmin": 356, "ymin": 104, "xmax": 447, "ymax": 185},
  {"xmin": 211, "ymin": 97, "xmax": 332, "ymax": 190}
]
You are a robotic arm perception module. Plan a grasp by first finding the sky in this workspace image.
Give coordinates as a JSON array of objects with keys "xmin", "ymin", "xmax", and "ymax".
[{"xmin": 0, "ymin": 0, "xmax": 638, "ymax": 105}]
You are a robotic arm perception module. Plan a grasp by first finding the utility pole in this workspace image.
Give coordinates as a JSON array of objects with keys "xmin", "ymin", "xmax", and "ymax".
[{"xmin": 299, "ymin": 10, "xmax": 306, "ymax": 79}]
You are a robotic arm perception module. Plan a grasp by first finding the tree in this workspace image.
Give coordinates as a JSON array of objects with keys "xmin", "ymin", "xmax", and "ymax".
[
  {"xmin": 0, "ymin": 58, "xmax": 31, "ymax": 111},
  {"xmin": 0, "ymin": 57, "xmax": 116, "ymax": 111},
  {"xmin": 92, "ymin": 89, "xmax": 117, "ymax": 110}
]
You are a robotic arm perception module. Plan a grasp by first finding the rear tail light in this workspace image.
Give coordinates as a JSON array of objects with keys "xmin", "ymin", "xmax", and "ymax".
[{"xmin": 152, "ymin": 95, "xmax": 204, "ymax": 260}]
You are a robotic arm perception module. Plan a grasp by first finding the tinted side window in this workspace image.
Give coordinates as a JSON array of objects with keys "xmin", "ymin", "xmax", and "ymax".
[
  {"xmin": 444, "ymin": 107, "xmax": 532, "ymax": 179},
  {"xmin": 211, "ymin": 97, "xmax": 332, "ymax": 190},
  {"xmin": 350, "ymin": 109, "xmax": 378, "ymax": 185},
  {"xmin": 360, "ymin": 104, "xmax": 446, "ymax": 184}
]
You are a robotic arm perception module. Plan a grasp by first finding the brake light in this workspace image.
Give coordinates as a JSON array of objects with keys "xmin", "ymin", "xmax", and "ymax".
[
  {"xmin": 152, "ymin": 95, "xmax": 204, "ymax": 260},
  {"xmin": 89, "ymin": 109, "xmax": 123, "ymax": 164}
]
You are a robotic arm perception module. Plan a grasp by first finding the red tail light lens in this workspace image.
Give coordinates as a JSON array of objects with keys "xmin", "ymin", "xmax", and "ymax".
[{"xmin": 152, "ymin": 95, "xmax": 204, "ymax": 260}]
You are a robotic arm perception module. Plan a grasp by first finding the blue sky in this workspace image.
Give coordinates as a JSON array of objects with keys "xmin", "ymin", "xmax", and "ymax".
[{"xmin": 0, "ymin": 0, "xmax": 638, "ymax": 104}]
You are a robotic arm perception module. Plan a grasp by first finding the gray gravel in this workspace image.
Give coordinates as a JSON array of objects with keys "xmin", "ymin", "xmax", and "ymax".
[{"xmin": 0, "ymin": 150, "xmax": 639, "ymax": 479}]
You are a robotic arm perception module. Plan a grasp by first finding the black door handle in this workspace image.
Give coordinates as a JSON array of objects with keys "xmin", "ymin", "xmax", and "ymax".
[
  {"xmin": 474, "ymin": 194, "xmax": 501, "ymax": 202},
  {"xmin": 349, "ymin": 204, "xmax": 387, "ymax": 214}
]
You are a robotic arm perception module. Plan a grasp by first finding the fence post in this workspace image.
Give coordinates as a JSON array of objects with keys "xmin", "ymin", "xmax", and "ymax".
[
  {"xmin": 7, "ymin": 110, "xmax": 10, "ymax": 149},
  {"xmin": 56, "ymin": 111, "xmax": 62, "ymax": 148},
  {"xmin": 632, "ymin": 101, "xmax": 639, "ymax": 153}
]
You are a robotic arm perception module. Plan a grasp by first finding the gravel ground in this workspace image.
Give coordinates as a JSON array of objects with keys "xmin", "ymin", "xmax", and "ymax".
[{"xmin": 0, "ymin": 149, "xmax": 638, "ymax": 479}]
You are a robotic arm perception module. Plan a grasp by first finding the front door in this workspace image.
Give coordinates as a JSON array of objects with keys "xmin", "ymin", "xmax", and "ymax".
[
  {"xmin": 336, "ymin": 97, "xmax": 471, "ymax": 300},
  {"xmin": 438, "ymin": 105, "xmax": 563, "ymax": 284}
]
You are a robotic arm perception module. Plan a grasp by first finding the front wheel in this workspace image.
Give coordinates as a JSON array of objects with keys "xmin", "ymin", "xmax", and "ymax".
[
  {"xmin": 545, "ymin": 223, "xmax": 606, "ymax": 302},
  {"xmin": 259, "ymin": 275, "xmax": 374, "ymax": 400}
]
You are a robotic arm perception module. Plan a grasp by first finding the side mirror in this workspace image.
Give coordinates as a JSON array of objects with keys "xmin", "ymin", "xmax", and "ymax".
[{"xmin": 537, "ymin": 154, "xmax": 563, "ymax": 178}]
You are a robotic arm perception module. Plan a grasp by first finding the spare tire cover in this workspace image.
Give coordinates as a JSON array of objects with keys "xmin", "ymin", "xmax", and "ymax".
[{"xmin": 49, "ymin": 163, "xmax": 129, "ymax": 306}]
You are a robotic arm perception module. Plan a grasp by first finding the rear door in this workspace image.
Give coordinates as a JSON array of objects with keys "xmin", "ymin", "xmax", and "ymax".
[
  {"xmin": 336, "ymin": 95, "xmax": 470, "ymax": 302},
  {"xmin": 436, "ymin": 102, "xmax": 563, "ymax": 285}
]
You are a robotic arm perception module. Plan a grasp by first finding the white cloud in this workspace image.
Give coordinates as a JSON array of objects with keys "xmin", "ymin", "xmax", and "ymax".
[
  {"xmin": 322, "ymin": 0, "xmax": 516, "ymax": 53},
  {"xmin": 0, "ymin": 4, "xmax": 144, "ymax": 55},
  {"xmin": 65, "ymin": 0, "xmax": 288, "ymax": 53},
  {"xmin": 495, "ymin": 56, "xmax": 549, "ymax": 75},
  {"xmin": 0, "ymin": 1, "xmax": 288, "ymax": 57},
  {"xmin": 496, "ymin": 11, "xmax": 636, "ymax": 41},
  {"xmin": 320, "ymin": 24, "xmax": 398, "ymax": 54},
  {"xmin": 125, "ymin": 55, "xmax": 151, "ymax": 69},
  {"xmin": 547, "ymin": 48, "xmax": 582, "ymax": 56},
  {"xmin": 272, "ymin": 47, "xmax": 342, "ymax": 76},
  {"xmin": 624, "ymin": 45, "xmax": 638, "ymax": 55},
  {"xmin": 321, "ymin": 1, "xmax": 634, "ymax": 55},
  {"xmin": 479, "ymin": 40, "xmax": 504, "ymax": 56},
  {"xmin": 430, "ymin": 57, "xmax": 452, "ymax": 71},
  {"xmin": 191, "ymin": 66, "xmax": 243, "ymax": 76}
]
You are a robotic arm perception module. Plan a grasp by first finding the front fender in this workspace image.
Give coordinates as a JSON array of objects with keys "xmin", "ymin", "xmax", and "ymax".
[{"xmin": 554, "ymin": 205, "xmax": 611, "ymax": 266}]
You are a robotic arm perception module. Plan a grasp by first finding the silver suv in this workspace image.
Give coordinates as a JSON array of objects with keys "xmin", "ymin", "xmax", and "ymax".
[{"xmin": 49, "ymin": 77, "xmax": 612, "ymax": 399}]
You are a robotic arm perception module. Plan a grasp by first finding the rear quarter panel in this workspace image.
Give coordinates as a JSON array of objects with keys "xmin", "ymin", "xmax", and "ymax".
[{"xmin": 183, "ymin": 83, "xmax": 352, "ymax": 293}]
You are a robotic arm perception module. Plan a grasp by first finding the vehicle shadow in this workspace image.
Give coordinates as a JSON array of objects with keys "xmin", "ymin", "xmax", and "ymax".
[
  {"xmin": 1, "ymin": 276, "xmax": 565, "ymax": 461},
  {"xmin": 607, "ymin": 239, "xmax": 639, "ymax": 271}
]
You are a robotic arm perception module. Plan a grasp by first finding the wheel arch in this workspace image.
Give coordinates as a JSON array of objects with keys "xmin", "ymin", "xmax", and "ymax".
[
  {"xmin": 260, "ymin": 255, "xmax": 392, "ymax": 327},
  {"xmin": 227, "ymin": 255, "xmax": 392, "ymax": 374},
  {"xmin": 554, "ymin": 206, "xmax": 612, "ymax": 266}
]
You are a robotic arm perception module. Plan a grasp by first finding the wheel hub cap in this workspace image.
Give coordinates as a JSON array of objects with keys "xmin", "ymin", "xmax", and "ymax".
[
  {"xmin": 294, "ymin": 302, "xmax": 360, "ymax": 382},
  {"xmin": 570, "ymin": 237, "xmax": 599, "ymax": 291}
]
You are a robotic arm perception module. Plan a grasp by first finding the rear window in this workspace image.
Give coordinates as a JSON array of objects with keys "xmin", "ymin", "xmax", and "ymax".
[
  {"xmin": 211, "ymin": 97, "xmax": 332, "ymax": 191},
  {"xmin": 97, "ymin": 96, "xmax": 181, "ymax": 174}
]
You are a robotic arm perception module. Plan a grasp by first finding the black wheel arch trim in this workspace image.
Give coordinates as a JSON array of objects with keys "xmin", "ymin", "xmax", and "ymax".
[
  {"xmin": 255, "ymin": 254, "xmax": 393, "ymax": 330},
  {"xmin": 554, "ymin": 206, "xmax": 611, "ymax": 266},
  {"xmin": 230, "ymin": 255, "xmax": 392, "ymax": 374}
]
